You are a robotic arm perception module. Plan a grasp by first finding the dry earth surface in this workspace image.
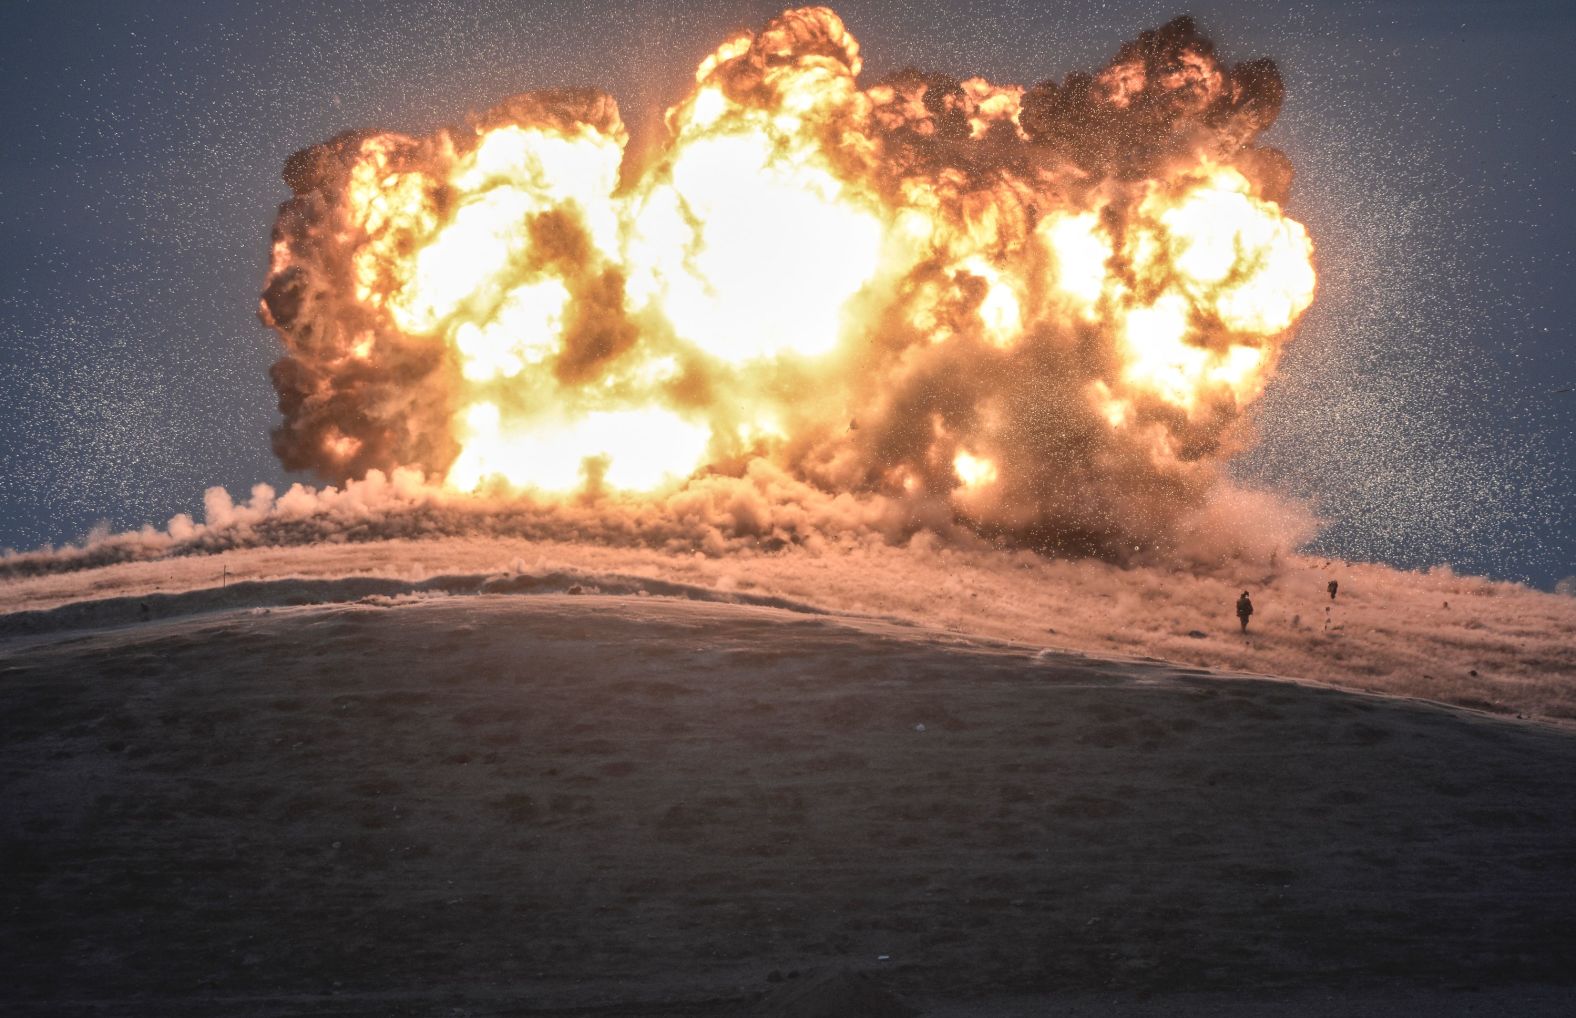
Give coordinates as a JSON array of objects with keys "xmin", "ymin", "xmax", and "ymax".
[
  {"xmin": 3, "ymin": 559, "xmax": 1575, "ymax": 1016},
  {"xmin": 4, "ymin": 537, "xmax": 1574, "ymax": 720}
]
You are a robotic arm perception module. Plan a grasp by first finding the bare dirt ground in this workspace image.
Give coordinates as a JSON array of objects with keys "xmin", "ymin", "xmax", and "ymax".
[
  {"xmin": 4, "ymin": 537, "xmax": 1575, "ymax": 721},
  {"xmin": 3, "ymin": 584, "xmax": 1575, "ymax": 1016}
]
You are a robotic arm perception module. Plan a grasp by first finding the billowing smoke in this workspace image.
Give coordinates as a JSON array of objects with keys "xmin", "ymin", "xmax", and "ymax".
[{"xmin": 260, "ymin": 8, "xmax": 1315, "ymax": 559}]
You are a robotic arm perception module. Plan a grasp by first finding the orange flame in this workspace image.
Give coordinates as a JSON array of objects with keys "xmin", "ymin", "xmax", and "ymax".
[{"xmin": 263, "ymin": 8, "xmax": 1316, "ymax": 551}]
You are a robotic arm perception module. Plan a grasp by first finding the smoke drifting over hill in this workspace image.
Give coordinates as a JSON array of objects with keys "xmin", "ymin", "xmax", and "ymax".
[{"xmin": 259, "ymin": 8, "xmax": 1315, "ymax": 559}]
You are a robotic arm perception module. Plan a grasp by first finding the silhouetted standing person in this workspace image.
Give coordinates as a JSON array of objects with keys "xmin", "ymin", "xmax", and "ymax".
[
  {"xmin": 1328, "ymin": 579, "xmax": 1339, "ymax": 601},
  {"xmin": 1236, "ymin": 590, "xmax": 1254, "ymax": 633}
]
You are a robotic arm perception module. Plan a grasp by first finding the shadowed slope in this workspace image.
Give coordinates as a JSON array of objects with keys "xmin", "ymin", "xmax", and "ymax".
[
  {"xmin": 0, "ymin": 570, "xmax": 830, "ymax": 643},
  {"xmin": 2, "ymin": 594, "xmax": 1574, "ymax": 1015}
]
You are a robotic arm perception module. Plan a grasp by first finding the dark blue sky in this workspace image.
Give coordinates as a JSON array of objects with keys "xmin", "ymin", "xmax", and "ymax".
[{"xmin": 1, "ymin": 1, "xmax": 1571, "ymax": 584}]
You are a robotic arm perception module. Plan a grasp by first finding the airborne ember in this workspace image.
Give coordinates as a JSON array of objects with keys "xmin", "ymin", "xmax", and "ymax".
[{"xmin": 260, "ymin": 7, "xmax": 1315, "ymax": 556}]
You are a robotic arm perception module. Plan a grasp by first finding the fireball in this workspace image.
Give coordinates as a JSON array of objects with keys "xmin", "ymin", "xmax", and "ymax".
[{"xmin": 262, "ymin": 8, "xmax": 1316, "ymax": 553}]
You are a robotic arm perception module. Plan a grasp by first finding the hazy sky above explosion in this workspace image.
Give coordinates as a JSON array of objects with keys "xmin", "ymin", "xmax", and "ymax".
[{"xmin": 1, "ymin": 0, "xmax": 1571, "ymax": 584}]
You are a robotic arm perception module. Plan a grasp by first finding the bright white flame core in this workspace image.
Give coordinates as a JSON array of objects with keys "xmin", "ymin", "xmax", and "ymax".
[
  {"xmin": 627, "ymin": 131, "xmax": 885, "ymax": 361},
  {"xmin": 449, "ymin": 403, "xmax": 710, "ymax": 493}
]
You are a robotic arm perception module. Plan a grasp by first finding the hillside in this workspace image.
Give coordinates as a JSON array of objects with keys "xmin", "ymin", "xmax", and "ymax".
[
  {"xmin": 4, "ymin": 537, "xmax": 1573, "ymax": 721},
  {"xmin": 2, "ymin": 583, "xmax": 1574, "ymax": 1015}
]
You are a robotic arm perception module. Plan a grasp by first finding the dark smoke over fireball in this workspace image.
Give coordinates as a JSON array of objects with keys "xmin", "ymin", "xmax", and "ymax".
[{"xmin": 259, "ymin": 7, "xmax": 1315, "ymax": 557}]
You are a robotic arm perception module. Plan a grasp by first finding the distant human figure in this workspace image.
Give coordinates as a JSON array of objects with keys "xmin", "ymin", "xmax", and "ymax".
[
  {"xmin": 1327, "ymin": 579, "xmax": 1339, "ymax": 601},
  {"xmin": 1236, "ymin": 590, "xmax": 1254, "ymax": 633}
]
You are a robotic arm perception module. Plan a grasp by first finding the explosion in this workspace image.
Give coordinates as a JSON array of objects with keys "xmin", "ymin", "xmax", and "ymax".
[{"xmin": 261, "ymin": 8, "xmax": 1315, "ymax": 556}]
